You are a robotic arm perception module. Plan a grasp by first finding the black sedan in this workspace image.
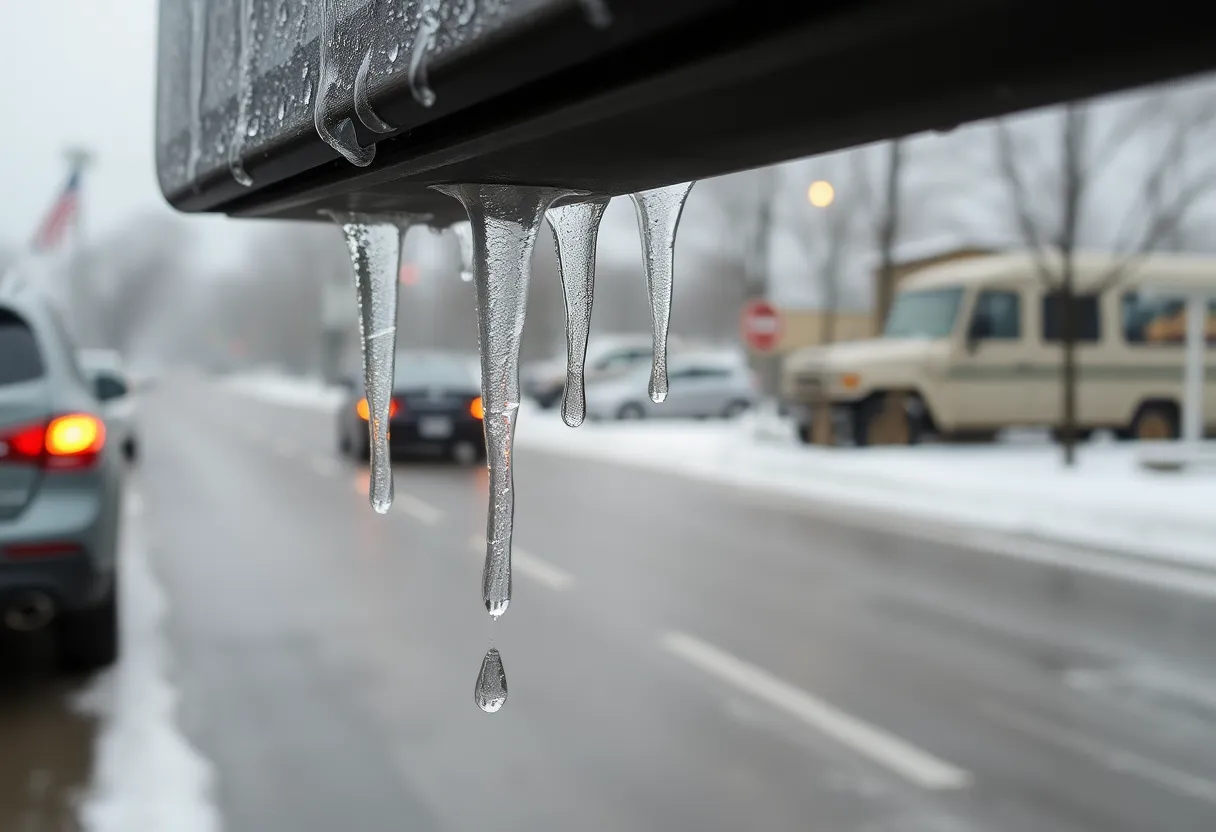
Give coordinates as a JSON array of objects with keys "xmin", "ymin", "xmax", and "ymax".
[{"xmin": 337, "ymin": 352, "xmax": 485, "ymax": 464}]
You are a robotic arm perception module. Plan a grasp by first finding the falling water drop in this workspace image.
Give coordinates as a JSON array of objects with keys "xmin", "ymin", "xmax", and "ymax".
[
  {"xmin": 546, "ymin": 198, "xmax": 610, "ymax": 427},
  {"xmin": 451, "ymin": 220, "xmax": 474, "ymax": 282},
  {"xmin": 432, "ymin": 184, "xmax": 583, "ymax": 617},
  {"xmin": 329, "ymin": 213, "xmax": 409, "ymax": 513},
  {"xmin": 228, "ymin": 0, "xmax": 257, "ymax": 186},
  {"xmin": 186, "ymin": 0, "xmax": 207, "ymax": 184},
  {"xmin": 387, "ymin": 41, "xmax": 400, "ymax": 63},
  {"xmin": 354, "ymin": 49, "xmax": 394, "ymax": 133},
  {"xmin": 474, "ymin": 647, "xmax": 507, "ymax": 713},
  {"xmin": 629, "ymin": 182, "xmax": 695, "ymax": 403},
  {"xmin": 314, "ymin": 0, "xmax": 375, "ymax": 166},
  {"xmin": 580, "ymin": 0, "xmax": 613, "ymax": 28},
  {"xmin": 407, "ymin": 2, "xmax": 440, "ymax": 107}
]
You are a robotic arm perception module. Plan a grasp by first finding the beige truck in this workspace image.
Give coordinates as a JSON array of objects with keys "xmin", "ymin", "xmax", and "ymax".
[{"xmin": 782, "ymin": 251, "xmax": 1216, "ymax": 445}]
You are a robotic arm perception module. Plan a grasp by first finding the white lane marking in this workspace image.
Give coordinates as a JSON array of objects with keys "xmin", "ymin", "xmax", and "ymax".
[
  {"xmin": 983, "ymin": 701, "xmax": 1216, "ymax": 806},
  {"xmin": 660, "ymin": 631, "xmax": 972, "ymax": 790},
  {"xmin": 394, "ymin": 492, "xmax": 443, "ymax": 526},
  {"xmin": 272, "ymin": 438, "xmax": 297, "ymax": 459},
  {"xmin": 310, "ymin": 456, "xmax": 341, "ymax": 478},
  {"xmin": 467, "ymin": 535, "xmax": 574, "ymax": 590}
]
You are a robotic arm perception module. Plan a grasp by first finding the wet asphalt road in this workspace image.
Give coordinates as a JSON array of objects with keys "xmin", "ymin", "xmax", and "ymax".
[{"xmin": 6, "ymin": 372, "xmax": 1216, "ymax": 831}]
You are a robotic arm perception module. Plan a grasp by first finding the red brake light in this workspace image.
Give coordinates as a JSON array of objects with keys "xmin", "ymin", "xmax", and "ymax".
[
  {"xmin": 0, "ymin": 413, "xmax": 105, "ymax": 470},
  {"xmin": 470, "ymin": 396, "xmax": 484, "ymax": 420},
  {"xmin": 356, "ymin": 397, "xmax": 400, "ymax": 420}
]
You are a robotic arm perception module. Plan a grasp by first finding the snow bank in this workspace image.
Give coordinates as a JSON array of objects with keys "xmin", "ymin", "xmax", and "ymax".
[
  {"xmin": 224, "ymin": 369, "xmax": 343, "ymax": 412},
  {"xmin": 75, "ymin": 499, "xmax": 221, "ymax": 832},
  {"xmin": 514, "ymin": 408, "xmax": 1216, "ymax": 570}
]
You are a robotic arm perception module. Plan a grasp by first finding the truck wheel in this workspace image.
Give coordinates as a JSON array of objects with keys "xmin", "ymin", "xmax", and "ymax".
[
  {"xmin": 1128, "ymin": 403, "xmax": 1179, "ymax": 440},
  {"xmin": 59, "ymin": 584, "xmax": 119, "ymax": 673}
]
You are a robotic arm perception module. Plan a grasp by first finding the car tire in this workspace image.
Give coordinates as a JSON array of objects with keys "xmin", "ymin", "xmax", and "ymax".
[
  {"xmin": 122, "ymin": 437, "xmax": 138, "ymax": 463},
  {"xmin": 721, "ymin": 399, "xmax": 751, "ymax": 419},
  {"xmin": 59, "ymin": 584, "xmax": 119, "ymax": 673},
  {"xmin": 617, "ymin": 403, "xmax": 646, "ymax": 420},
  {"xmin": 854, "ymin": 393, "xmax": 921, "ymax": 447},
  {"xmin": 1127, "ymin": 402, "xmax": 1179, "ymax": 441}
]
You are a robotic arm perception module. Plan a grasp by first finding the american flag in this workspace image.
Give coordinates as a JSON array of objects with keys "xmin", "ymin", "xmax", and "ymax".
[{"xmin": 31, "ymin": 170, "xmax": 81, "ymax": 252}]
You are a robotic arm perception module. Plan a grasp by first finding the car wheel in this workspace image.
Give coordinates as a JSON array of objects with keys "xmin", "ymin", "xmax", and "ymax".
[
  {"xmin": 59, "ymin": 584, "xmax": 119, "ymax": 673},
  {"xmin": 617, "ymin": 403, "xmax": 646, "ymax": 420},
  {"xmin": 1128, "ymin": 402, "xmax": 1179, "ymax": 441},
  {"xmin": 721, "ymin": 399, "xmax": 751, "ymax": 419},
  {"xmin": 855, "ymin": 393, "xmax": 921, "ymax": 447},
  {"xmin": 122, "ymin": 437, "xmax": 138, "ymax": 463}
]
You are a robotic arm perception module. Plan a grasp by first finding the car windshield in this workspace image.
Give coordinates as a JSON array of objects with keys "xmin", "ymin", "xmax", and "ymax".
[
  {"xmin": 883, "ymin": 288, "xmax": 964, "ymax": 339},
  {"xmin": 393, "ymin": 355, "xmax": 476, "ymax": 388}
]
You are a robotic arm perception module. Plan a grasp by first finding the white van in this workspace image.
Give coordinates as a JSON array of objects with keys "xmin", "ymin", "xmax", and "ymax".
[{"xmin": 781, "ymin": 250, "xmax": 1216, "ymax": 445}]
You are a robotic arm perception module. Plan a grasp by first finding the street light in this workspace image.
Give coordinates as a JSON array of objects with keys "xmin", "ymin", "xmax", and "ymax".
[{"xmin": 807, "ymin": 179, "xmax": 835, "ymax": 208}]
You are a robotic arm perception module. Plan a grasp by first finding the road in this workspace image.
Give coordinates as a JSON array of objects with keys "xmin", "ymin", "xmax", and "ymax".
[{"xmin": 6, "ymin": 373, "xmax": 1216, "ymax": 830}]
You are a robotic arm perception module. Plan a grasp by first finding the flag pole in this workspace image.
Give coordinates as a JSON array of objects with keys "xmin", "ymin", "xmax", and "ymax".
[{"xmin": 64, "ymin": 147, "xmax": 93, "ymax": 341}]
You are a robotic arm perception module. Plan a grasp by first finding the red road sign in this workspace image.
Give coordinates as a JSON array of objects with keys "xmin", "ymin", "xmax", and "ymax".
[{"xmin": 741, "ymin": 299, "xmax": 782, "ymax": 352}]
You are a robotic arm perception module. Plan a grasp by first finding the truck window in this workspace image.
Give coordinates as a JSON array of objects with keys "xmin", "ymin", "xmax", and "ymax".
[
  {"xmin": 972, "ymin": 290, "xmax": 1022, "ymax": 339},
  {"xmin": 1041, "ymin": 292, "xmax": 1100, "ymax": 342},
  {"xmin": 883, "ymin": 288, "xmax": 963, "ymax": 339},
  {"xmin": 1122, "ymin": 290, "xmax": 1216, "ymax": 345},
  {"xmin": 0, "ymin": 310, "xmax": 45, "ymax": 386}
]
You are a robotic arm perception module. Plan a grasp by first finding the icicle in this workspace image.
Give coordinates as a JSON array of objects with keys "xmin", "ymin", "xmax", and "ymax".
[
  {"xmin": 328, "ymin": 213, "xmax": 410, "ymax": 513},
  {"xmin": 432, "ymin": 184, "xmax": 583, "ymax": 617},
  {"xmin": 452, "ymin": 220, "xmax": 474, "ymax": 282},
  {"xmin": 408, "ymin": 1, "xmax": 440, "ymax": 107},
  {"xmin": 474, "ymin": 647, "xmax": 507, "ymax": 713},
  {"xmin": 629, "ymin": 183, "xmax": 695, "ymax": 403},
  {"xmin": 354, "ymin": 48, "xmax": 394, "ymax": 133},
  {"xmin": 546, "ymin": 198, "xmax": 609, "ymax": 427},
  {"xmin": 228, "ymin": 0, "xmax": 257, "ymax": 186},
  {"xmin": 186, "ymin": 0, "xmax": 207, "ymax": 184},
  {"xmin": 314, "ymin": 0, "xmax": 376, "ymax": 166}
]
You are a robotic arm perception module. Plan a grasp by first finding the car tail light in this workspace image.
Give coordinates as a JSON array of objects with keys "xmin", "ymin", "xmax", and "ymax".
[
  {"xmin": 0, "ymin": 413, "xmax": 106, "ymax": 470},
  {"xmin": 470, "ymin": 396, "xmax": 484, "ymax": 420},
  {"xmin": 4, "ymin": 542, "xmax": 84, "ymax": 559},
  {"xmin": 356, "ymin": 397, "xmax": 400, "ymax": 421}
]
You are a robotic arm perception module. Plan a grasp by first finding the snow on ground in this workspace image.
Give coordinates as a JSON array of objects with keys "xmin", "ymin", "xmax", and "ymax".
[
  {"xmin": 224, "ymin": 368, "xmax": 344, "ymax": 411},
  {"xmin": 222, "ymin": 371, "xmax": 1216, "ymax": 570},
  {"xmin": 74, "ymin": 493, "xmax": 221, "ymax": 832}
]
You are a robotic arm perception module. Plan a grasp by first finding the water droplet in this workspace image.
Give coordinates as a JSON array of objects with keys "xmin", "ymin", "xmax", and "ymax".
[
  {"xmin": 408, "ymin": 3, "xmax": 440, "ymax": 107},
  {"xmin": 277, "ymin": 99, "xmax": 286, "ymax": 122},
  {"xmin": 329, "ymin": 213, "xmax": 416, "ymax": 511},
  {"xmin": 303, "ymin": 80, "xmax": 312, "ymax": 105},
  {"xmin": 474, "ymin": 647, "xmax": 507, "ymax": 713},
  {"xmin": 246, "ymin": 116, "xmax": 260, "ymax": 137},
  {"xmin": 228, "ymin": 0, "xmax": 257, "ymax": 186},
  {"xmin": 314, "ymin": 0, "xmax": 375, "ymax": 166},
  {"xmin": 546, "ymin": 198, "xmax": 609, "ymax": 427},
  {"xmin": 276, "ymin": 0, "xmax": 288, "ymax": 25},
  {"xmin": 354, "ymin": 48, "xmax": 394, "ymax": 133},
  {"xmin": 186, "ymin": 0, "xmax": 208, "ymax": 184},
  {"xmin": 456, "ymin": 0, "xmax": 477, "ymax": 26},
  {"xmin": 629, "ymin": 183, "xmax": 695, "ymax": 403},
  {"xmin": 388, "ymin": 41, "xmax": 400, "ymax": 63},
  {"xmin": 580, "ymin": 0, "xmax": 612, "ymax": 28},
  {"xmin": 451, "ymin": 220, "xmax": 474, "ymax": 282},
  {"xmin": 432, "ymin": 185, "xmax": 584, "ymax": 617},
  {"xmin": 302, "ymin": 63, "xmax": 310, "ymax": 80}
]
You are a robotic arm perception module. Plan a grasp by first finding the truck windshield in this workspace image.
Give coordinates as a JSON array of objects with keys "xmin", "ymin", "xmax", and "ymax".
[{"xmin": 883, "ymin": 287, "xmax": 964, "ymax": 339}]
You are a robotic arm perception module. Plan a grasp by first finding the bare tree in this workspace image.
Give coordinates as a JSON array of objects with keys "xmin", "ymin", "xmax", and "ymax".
[{"xmin": 995, "ymin": 86, "xmax": 1216, "ymax": 464}]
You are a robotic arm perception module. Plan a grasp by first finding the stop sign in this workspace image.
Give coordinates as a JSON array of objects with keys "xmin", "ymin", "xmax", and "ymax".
[{"xmin": 741, "ymin": 299, "xmax": 782, "ymax": 352}]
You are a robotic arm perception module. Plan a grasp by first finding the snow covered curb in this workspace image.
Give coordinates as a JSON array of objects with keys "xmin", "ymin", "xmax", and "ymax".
[
  {"xmin": 513, "ymin": 412, "xmax": 1216, "ymax": 572},
  {"xmin": 224, "ymin": 370, "xmax": 343, "ymax": 411},
  {"xmin": 74, "ymin": 495, "xmax": 221, "ymax": 832}
]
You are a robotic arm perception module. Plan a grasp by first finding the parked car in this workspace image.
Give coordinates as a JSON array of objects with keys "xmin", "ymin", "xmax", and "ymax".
[
  {"xmin": 781, "ymin": 250, "xmax": 1216, "ymax": 445},
  {"xmin": 78, "ymin": 348, "xmax": 139, "ymax": 462},
  {"xmin": 0, "ymin": 287, "xmax": 123, "ymax": 670},
  {"xmin": 585, "ymin": 350, "xmax": 758, "ymax": 420},
  {"xmin": 337, "ymin": 351, "xmax": 485, "ymax": 464},
  {"xmin": 523, "ymin": 334, "xmax": 677, "ymax": 409}
]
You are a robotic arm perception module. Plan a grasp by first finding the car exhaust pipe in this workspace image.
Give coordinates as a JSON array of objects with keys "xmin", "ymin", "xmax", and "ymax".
[{"xmin": 4, "ymin": 591, "xmax": 55, "ymax": 632}]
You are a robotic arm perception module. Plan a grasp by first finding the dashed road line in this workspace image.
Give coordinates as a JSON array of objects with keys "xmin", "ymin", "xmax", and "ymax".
[
  {"xmin": 660, "ymin": 631, "xmax": 972, "ymax": 791},
  {"xmin": 466, "ymin": 535, "xmax": 574, "ymax": 590},
  {"xmin": 394, "ymin": 492, "xmax": 443, "ymax": 526}
]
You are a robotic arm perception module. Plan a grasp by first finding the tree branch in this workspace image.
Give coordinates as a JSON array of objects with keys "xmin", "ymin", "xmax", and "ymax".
[{"xmin": 994, "ymin": 119, "xmax": 1057, "ymax": 284}]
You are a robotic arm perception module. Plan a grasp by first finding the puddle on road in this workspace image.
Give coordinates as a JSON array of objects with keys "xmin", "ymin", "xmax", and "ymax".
[{"xmin": 0, "ymin": 632, "xmax": 97, "ymax": 832}]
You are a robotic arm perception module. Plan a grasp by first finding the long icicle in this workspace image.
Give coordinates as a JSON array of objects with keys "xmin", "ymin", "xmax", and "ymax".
[
  {"xmin": 330, "ymin": 213, "xmax": 408, "ymax": 512},
  {"xmin": 629, "ymin": 183, "xmax": 695, "ymax": 403},
  {"xmin": 432, "ymin": 184, "xmax": 582, "ymax": 618},
  {"xmin": 546, "ymin": 198, "xmax": 609, "ymax": 427}
]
